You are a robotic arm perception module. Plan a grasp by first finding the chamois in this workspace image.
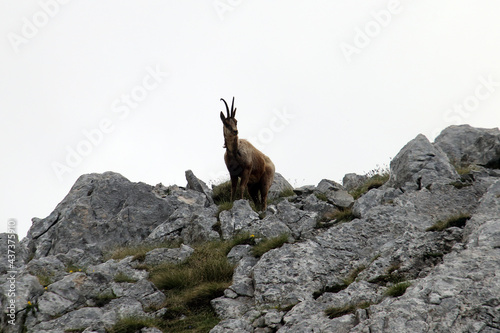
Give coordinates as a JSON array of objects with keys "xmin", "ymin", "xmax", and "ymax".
[{"xmin": 219, "ymin": 97, "xmax": 275, "ymax": 210}]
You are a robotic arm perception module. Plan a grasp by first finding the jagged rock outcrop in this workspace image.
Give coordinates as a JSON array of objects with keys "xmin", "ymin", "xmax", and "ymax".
[
  {"xmin": 434, "ymin": 124, "xmax": 500, "ymax": 168},
  {"xmin": 1, "ymin": 125, "xmax": 499, "ymax": 333}
]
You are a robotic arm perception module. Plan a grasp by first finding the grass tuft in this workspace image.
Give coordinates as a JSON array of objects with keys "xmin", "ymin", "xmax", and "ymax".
[
  {"xmin": 325, "ymin": 301, "xmax": 372, "ymax": 319},
  {"xmin": 384, "ymin": 281, "xmax": 411, "ymax": 297},
  {"xmin": 313, "ymin": 265, "xmax": 366, "ymax": 299},
  {"xmin": 146, "ymin": 239, "xmax": 240, "ymax": 332},
  {"xmin": 114, "ymin": 272, "xmax": 138, "ymax": 283},
  {"xmin": 350, "ymin": 172, "xmax": 390, "ymax": 200},
  {"xmin": 93, "ymin": 291, "xmax": 117, "ymax": 307},
  {"xmin": 426, "ymin": 213, "xmax": 471, "ymax": 232},
  {"xmin": 108, "ymin": 241, "xmax": 180, "ymax": 262},
  {"xmin": 252, "ymin": 234, "xmax": 289, "ymax": 258}
]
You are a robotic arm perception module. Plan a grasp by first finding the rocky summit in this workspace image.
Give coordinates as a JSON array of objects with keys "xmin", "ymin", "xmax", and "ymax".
[{"xmin": 1, "ymin": 124, "xmax": 500, "ymax": 333}]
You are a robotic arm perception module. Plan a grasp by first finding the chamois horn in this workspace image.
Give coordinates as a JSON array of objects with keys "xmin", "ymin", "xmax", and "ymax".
[
  {"xmin": 221, "ymin": 98, "xmax": 231, "ymax": 118},
  {"xmin": 220, "ymin": 97, "xmax": 236, "ymax": 118}
]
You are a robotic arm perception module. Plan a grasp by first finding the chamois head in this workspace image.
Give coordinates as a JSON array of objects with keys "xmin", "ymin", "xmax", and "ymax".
[{"xmin": 220, "ymin": 97, "xmax": 238, "ymax": 138}]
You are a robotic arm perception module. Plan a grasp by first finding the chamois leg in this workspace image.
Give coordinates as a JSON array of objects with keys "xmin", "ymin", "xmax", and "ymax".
[
  {"xmin": 260, "ymin": 176, "xmax": 273, "ymax": 211},
  {"xmin": 248, "ymin": 183, "xmax": 261, "ymax": 209},
  {"xmin": 239, "ymin": 169, "xmax": 251, "ymax": 200},
  {"xmin": 230, "ymin": 175, "xmax": 239, "ymax": 202}
]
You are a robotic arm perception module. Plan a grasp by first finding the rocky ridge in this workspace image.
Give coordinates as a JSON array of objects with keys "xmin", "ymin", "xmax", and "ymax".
[{"xmin": 0, "ymin": 124, "xmax": 499, "ymax": 333}]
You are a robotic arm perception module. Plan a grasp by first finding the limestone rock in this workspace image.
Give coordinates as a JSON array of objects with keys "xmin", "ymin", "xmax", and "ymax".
[
  {"xmin": 434, "ymin": 124, "xmax": 500, "ymax": 168},
  {"xmin": 388, "ymin": 133, "xmax": 459, "ymax": 189}
]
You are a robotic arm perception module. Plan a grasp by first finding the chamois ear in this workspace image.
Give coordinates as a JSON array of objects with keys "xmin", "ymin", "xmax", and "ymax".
[
  {"xmin": 232, "ymin": 107, "xmax": 237, "ymax": 118},
  {"xmin": 220, "ymin": 111, "xmax": 226, "ymax": 122}
]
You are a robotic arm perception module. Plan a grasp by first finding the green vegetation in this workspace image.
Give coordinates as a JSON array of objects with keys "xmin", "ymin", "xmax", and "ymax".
[
  {"xmin": 313, "ymin": 265, "xmax": 366, "ymax": 299},
  {"xmin": 107, "ymin": 241, "xmax": 179, "ymax": 262},
  {"xmin": 449, "ymin": 180, "xmax": 472, "ymax": 189},
  {"xmin": 315, "ymin": 192, "xmax": 328, "ymax": 202},
  {"xmin": 350, "ymin": 171, "xmax": 390, "ymax": 200},
  {"xmin": 368, "ymin": 264, "xmax": 406, "ymax": 286},
  {"xmin": 331, "ymin": 208, "xmax": 355, "ymax": 223},
  {"xmin": 212, "ymin": 180, "xmax": 233, "ymax": 205},
  {"xmin": 107, "ymin": 317, "xmax": 164, "ymax": 333},
  {"xmin": 278, "ymin": 187, "xmax": 296, "ymax": 198},
  {"xmin": 144, "ymin": 240, "xmax": 236, "ymax": 332},
  {"xmin": 65, "ymin": 264, "xmax": 85, "ymax": 274},
  {"xmin": 252, "ymin": 234, "xmax": 289, "ymax": 258},
  {"xmin": 92, "ymin": 291, "xmax": 117, "ymax": 307},
  {"xmin": 149, "ymin": 241, "xmax": 234, "ymax": 290},
  {"xmin": 35, "ymin": 272, "xmax": 53, "ymax": 287},
  {"xmin": 325, "ymin": 301, "xmax": 372, "ymax": 319},
  {"xmin": 426, "ymin": 213, "xmax": 471, "ymax": 232},
  {"xmin": 452, "ymin": 162, "xmax": 479, "ymax": 175},
  {"xmin": 114, "ymin": 272, "xmax": 138, "ymax": 283},
  {"xmin": 384, "ymin": 281, "xmax": 411, "ymax": 297},
  {"xmin": 212, "ymin": 180, "xmax": 262, "ymax": 215}
]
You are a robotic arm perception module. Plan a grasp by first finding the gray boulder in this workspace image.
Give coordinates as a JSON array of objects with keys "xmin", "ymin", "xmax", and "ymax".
[
  {"xmin": 268, "ymin": 172, "xmax": 294, "ymax": 199},
  {"xmin": 315, "ymin": 179, "xmax": 354, "ymax": 208},
  {"xmin": 434, "ymin": 124, "xmax": 500, "ymax": 168},
  {"xmin": 388, "ymin": 134, "xmax": 459, "ymax": 189},
  {"xmin": 143, "ymin": 244, "xmax": 194, "ymax": 266},
  {"xmin": 219, "ymin": 200, "xmax": 260, "ymax": 240},
  {"xmin": 185, "ymin": 169, "xmax": 214, "ymax": 205},
  {"xmin": 23, "ymin": 172, "xmax": 176, "ymax": 267},
  {"xmin": 342, "ymin": 173, "xmax": 368, "ymax": 192}
]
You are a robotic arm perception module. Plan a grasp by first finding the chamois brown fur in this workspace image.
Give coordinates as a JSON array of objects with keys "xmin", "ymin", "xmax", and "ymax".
[{"xmin": 219, "ymin": 97, "xmax": 275, "ymax": 210}]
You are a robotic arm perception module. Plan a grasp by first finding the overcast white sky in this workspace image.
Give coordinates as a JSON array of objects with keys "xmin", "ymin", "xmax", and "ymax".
[{"xmin": 1, "ymin": 1, "xmax": 500, "ymax": 238}]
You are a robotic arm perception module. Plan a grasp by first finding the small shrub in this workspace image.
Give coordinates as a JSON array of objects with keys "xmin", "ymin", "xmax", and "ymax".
[
  {"xmin": 426, "ymin": 213, "xmax": 471, "ymax": 232},
  {"xmin": 252, "ymin": 234, "xmax": 289, "ymax": 258},
  {"xmin": 385, "ymin": 281, "xmax": 411, "ymax": 297}
]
